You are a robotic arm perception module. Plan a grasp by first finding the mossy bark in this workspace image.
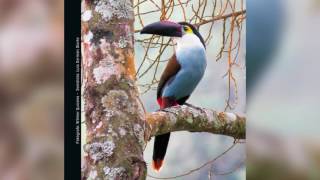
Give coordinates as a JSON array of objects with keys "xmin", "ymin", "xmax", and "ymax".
[
  {"xmin": 146, "ymin": 105, "xmax": 245, "ymax": 139},
  {"xmin": 81, "ymin": 0, "xmax": 146, "ymax": 179}
]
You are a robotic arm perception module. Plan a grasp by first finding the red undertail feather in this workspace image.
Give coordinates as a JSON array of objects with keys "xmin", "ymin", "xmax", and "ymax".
[
  {"xmin": 152, "ymin": 159, "xmax": 164, "ymax": 172},
  {"xmin": 158, "ymin": 97, "xmax": 179, "ymax": 109},
  {"xmin": 157, "ymin": 98, "xmax": 163, "ymax": 108}
]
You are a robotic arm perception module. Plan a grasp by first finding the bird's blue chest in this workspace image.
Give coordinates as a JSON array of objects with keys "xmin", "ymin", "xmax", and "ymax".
[
  {"xmin": 162, "ymin": 46, "xmax": 207, "ymax": 99},
  {"xmin": 176, "ymin": 46, "xmax": 206, "ymax": 70}
]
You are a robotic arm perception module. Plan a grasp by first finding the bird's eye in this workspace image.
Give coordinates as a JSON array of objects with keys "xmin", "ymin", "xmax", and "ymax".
[{"xmin": 183, "ymin": 26, "xmax": 189, "ymax": 31}]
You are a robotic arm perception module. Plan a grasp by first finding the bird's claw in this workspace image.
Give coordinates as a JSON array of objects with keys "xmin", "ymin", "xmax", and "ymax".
[
  {"xmin": 160, "ymin": 108, "xmax": 178, "ymax": 115},
  {"xmin": 184, "ymin": 103, "xmax": 206, "ymax": 113}
]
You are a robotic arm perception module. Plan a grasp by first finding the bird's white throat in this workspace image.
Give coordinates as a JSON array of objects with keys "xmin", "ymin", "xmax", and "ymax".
[{"xmin": 173, "ymin": 34, "xmax": 205, "ymax": 53}]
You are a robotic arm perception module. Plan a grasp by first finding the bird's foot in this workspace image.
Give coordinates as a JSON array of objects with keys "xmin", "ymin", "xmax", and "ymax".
[
  {"xmin": 161, "ymin": 108, "xmax": 177, "ymax": 115},
  {"xmin": 184, "ymin": 103, "xmax": 206, "ymax": 113}
]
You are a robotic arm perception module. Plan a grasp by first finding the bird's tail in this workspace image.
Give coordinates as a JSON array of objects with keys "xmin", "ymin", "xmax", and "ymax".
[{"xmin": 152, "ymin": 132, "xmax": 170, "ymax": 172}]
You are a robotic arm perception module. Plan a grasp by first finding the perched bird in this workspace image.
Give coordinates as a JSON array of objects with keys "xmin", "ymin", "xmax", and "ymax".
[{"xmin": 141, "ymin": 21, "xmax": 207, "ymax": 172}]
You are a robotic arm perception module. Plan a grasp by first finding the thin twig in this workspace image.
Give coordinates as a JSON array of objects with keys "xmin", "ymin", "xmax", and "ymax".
[{"xmin": 147, "ymin": 142, "xmax": 238, "ymax": 179}]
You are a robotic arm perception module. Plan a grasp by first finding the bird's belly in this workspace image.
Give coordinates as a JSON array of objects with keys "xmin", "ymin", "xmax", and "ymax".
[{"xmin": 162, "ymin": 68, "xmax": 204, "ymax": 99}]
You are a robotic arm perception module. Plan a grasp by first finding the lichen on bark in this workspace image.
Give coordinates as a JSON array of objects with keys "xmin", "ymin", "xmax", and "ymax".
[
  {"xmin": 82, "ymin": 0, "xmax": 146, "ymax": 179},
  {"xmin": 145, "ymin": 106, "xmax": 246, "ymax": 139},
  {"xmin": 94, "ymin": 0, "xmax": 134, "ymax": 22}
]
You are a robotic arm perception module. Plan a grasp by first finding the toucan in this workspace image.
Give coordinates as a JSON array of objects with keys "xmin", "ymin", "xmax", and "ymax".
[{"xmin": 140, "ymin": 21, "xmax": 207, "ymax": 172}]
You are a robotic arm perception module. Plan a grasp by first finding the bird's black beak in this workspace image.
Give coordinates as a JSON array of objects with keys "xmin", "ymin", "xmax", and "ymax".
[{"xmin": 140, "ymin": 21, "xmax": 182, "ymax": 37}]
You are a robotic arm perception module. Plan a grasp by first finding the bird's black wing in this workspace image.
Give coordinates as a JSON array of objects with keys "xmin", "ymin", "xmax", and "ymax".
[{"xmin": 157, "ymin": 54, "xmax": 181, "ymax": 100}]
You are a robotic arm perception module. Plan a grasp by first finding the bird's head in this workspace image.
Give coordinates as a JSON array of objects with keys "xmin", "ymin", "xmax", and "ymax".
[{"xmin": 140, "ymin": 21, "xmax": 206, "ymax": 48}]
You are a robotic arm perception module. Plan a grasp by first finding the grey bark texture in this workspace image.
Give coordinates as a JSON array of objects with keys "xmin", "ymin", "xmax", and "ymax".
[
  {"xmin": 81, "ymin": 0, "xmax": 245, "ymax": 179},
  {"xmin": 146, "ymin": 106, "xmax": 245, "ymax": 140}
]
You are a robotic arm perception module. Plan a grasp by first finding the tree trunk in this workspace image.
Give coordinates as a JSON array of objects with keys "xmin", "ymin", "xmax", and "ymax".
[
  {"xmin": 81, "ymin": 0, "xmax": 245, "ymax": 179},
  {"xmin": 82, "ymin": 0, "xmax": 146, "ymax": 179}
]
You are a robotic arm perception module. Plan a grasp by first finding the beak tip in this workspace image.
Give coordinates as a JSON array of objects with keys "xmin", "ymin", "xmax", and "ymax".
[
  {"xmin": 140, "ymin": 29, "xmax": 146, "ymax": 34},
  {"xmin": 140, "ymin": 27, "xmax": 153, "ymax": 35}
]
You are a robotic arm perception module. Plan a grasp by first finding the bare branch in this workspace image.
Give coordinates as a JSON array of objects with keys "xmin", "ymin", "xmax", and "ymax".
[
  {"xmin": 134, "ymin": 10, "xmax": 246, "ymax": 33},
  {"xmin": 147, "ymin": 142, "xmax": 239, "ymax": 179},
  {"xmin": 195, "ymin": 10, "xmax": 246, "ymax": 27}
]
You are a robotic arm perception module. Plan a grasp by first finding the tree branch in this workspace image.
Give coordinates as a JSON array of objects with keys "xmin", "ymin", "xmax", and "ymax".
[
  {"xmin": 134, "ymin": 10, "xmax": 246, "ymax": 33},
  {"xmin": 195, "ymin": 10, "xmax": 246, "ymax": 26},
  {"xmin": 145, "ymin": 105, "xmax": 245, "ymax": 140}
]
